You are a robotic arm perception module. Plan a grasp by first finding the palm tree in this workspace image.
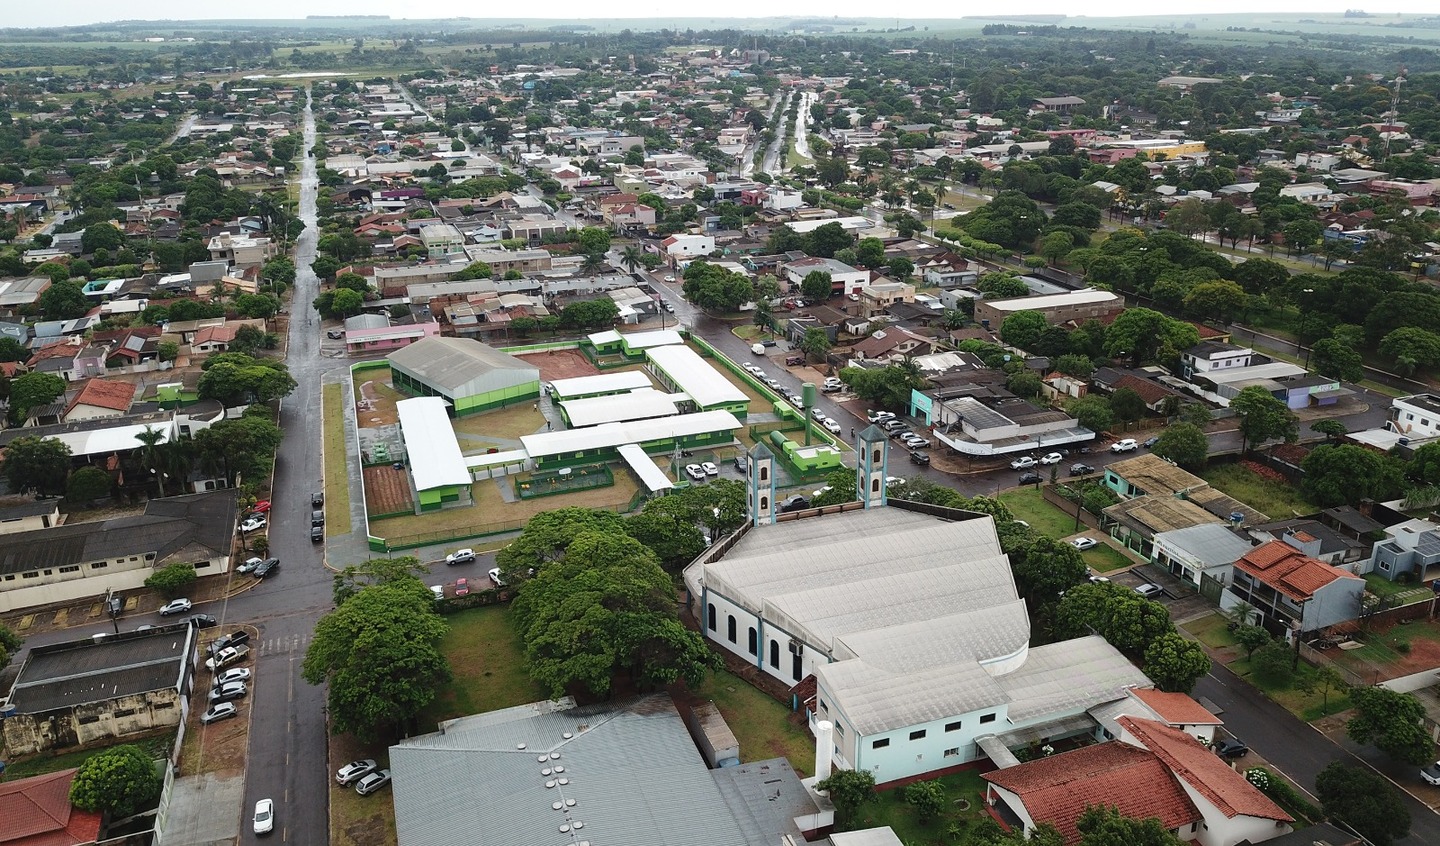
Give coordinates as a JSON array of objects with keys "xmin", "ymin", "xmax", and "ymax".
[
  {"xmin": 135, "ymin": 425, "xmax": 168, "ymax": 498},
  {"xmin": 620, "ymin": 245, "xmax": 643, "ymax": 277},
  {"xmin": 580, "ymin": 252, "xmax": 607, "ymax": 276}
]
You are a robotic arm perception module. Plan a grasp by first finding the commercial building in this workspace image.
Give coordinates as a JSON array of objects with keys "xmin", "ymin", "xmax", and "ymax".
[
  {"xmin": 0, "ymin": 491, "xmax": 239, "ymax": 614},
  {"xmin": 972, "ymin": 289, "xmax": 1120, "ymax": 329},
  {"xmin": 388, "ymin": 336, "xmax": 540, "ymax": 416},
  {"xmin": 1101, "ymin": 455, "xmax": 1268, "ymax": 560},
  {"xmin": 1, "ymin": 625, "xmax": 198, "ymax": 755},
  {"xmin": 389, "ymin": 695, "xmax": 825, "ymax": 846},
  {"xmin": 913, "ymin": 387, "xmax": 1093, "ymax": 458}
]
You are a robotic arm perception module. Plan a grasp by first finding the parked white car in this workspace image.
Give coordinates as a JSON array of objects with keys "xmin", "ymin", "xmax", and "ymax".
[
  {"xmin": 1070, "ymin": 537, "xmax": 1098, "ymax": 551},
  {"xmin": 1111, "ymin": 439, "xmax": 1139, "ymax": 453},
  {"xmin": 1010, "ymin": 456, "xmax": 1036, "ymax": 470},
  {"xmin": 684, "ymin": 464, "xmax": 706, "ymax": 482},
  {"xmin": 1039, "ymin": 452, "xmax": 1063, "ymax": 465},
  {"xmin": 239, "ymin": 515, "xmax": 267, "ymax": 533}
]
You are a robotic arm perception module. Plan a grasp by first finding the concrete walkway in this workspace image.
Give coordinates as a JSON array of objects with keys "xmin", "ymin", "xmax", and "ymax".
[{"xmin": 162, "ymin": 772, "xmax": 244, "ymax": 846}]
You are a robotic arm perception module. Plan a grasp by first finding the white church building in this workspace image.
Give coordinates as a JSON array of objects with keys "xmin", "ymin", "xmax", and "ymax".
[{"xmin": 683, "ymin": 425, "xmax": 1154, "ymax": 786}]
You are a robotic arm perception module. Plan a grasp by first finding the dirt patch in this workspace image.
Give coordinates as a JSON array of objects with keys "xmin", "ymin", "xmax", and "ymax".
[
  {"xmin": 329, "ymin": 732, "xmax": 397, "ymax": 846},
  {"xmin": 180, "ymin": 685, "xmax": 248, "ymax": 777},
  {"xmin": 354, "ymin": 371, "xmax": 404, "ymax": 428},
  {"xmin": 363, "ymin": 465, "xmax": 413, "ymax": 516},
  {"xmin": 514, "ymin": 348, "xmax": 598, "ymax": 381}
]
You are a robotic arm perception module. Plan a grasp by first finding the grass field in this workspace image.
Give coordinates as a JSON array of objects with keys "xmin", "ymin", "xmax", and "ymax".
[
  {"xmin": 419, "ymin": 606, "xmax": 548, "ymax": 730},
  {"xmin": 322, "ymin": 382, "xmax": 352, "ymax": 537},
  {"xmin": 846, "ymin": 770, "xmax": 992, "ymax": 846},
  {"xmin": 3, "ymin": 734, "xmax": 173, "ymax": 780},
  {"xmin": 1183, "ymin": 613, "xmax": 1241, "ymax": 650},
  {"xmin": 998, "ymin": 486, "xmax": 1080, "ymax": 538},
  {"xmin": 1083, "ymin": 542, "xmax": 1136, "ymax": 574},
  {"xmin": 692, "ymin": 669, "xmax": 815, "ymax": 774},
  {"xmin": 1199, "ymin": 464, "xmax": 1316, "ymax": 519}
]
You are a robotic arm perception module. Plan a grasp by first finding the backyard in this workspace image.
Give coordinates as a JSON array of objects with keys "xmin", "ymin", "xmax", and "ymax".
[
  {"xmin": 689, "ymin": 668, "xmax": 815, "ymax": 774},
  {"xmin": 1199, "ymin": 463, "xmax": 1316, "ymax": 519},
  {"xmin": 2, "ymin": 733, "xmax": 173, "ymax": 780}
]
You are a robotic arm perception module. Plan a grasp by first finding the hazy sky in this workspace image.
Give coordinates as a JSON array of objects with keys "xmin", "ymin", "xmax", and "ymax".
[{"xmin": 8, "ymin": 2, "xmax": 1439, "ymax": 29}]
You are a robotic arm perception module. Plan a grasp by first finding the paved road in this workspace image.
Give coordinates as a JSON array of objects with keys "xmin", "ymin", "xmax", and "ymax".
[
  {"xmin": 1196, "ymin": 662, "xmax": 1440, "ymax": 843},
  {"xmin": 233, "ymin": 87, "xmax": 334, "ymax": 846}
]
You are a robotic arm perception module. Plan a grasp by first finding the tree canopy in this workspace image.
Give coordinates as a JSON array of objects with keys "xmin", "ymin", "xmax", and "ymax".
[
  {"xmin": 1346, "ymin": 686, "xmax": 1435, "ymax": 765},
  {"xmin": 302, "ymin": 575, "xmax": 451, "ymax": 743},
  {"xmin": 69, "ymin": 744, "xmax": 163, "ymax": 819},
  {"xmin": 1315, "ymin": 762, "xmax": 1412, "ymax": 846}
]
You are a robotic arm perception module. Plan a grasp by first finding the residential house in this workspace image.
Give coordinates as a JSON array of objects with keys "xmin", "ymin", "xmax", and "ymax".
[
  {"xmin": 859, "ymin": 281, "xmax": 915, "ymax": 318},
  {"xmin": 0, "ymin": 768, "xmax": 103, "ymax": 846},
  {"xmin": 1101, "ymin": 454, "xmax": 1269, "ymax": 559},
  {"xmin": 206, "ymin": 232, "xmax": 277, "ymax": 269},
  {"xmin": 419, "ymin": 224, "xmax": 466, "ymax": 259},
  {"xmin": 1366, "ymin": 517, "xmax": 1440, "ymax": 582},
  {"xmin": 1389, "ymin": 393, "xmax": 1440, "ymax": 442},
  {"xmin": 343, "ymin": 313, "xmax": 442, "ymax": 356},
  {"xmin": 1151, "ymin": 523, "xmax": 1257, "ymax": 591},
  {"xmin": 1222, "ymin": 539, "xmax": 1365, "ymax": 634},
  {"xmin": 0, "ymin": 277, "xmax": 52, "ymax": 317},
  {"xmin": 919, "ymin": 253, "xmax": 979, "ymax": 288},
  {"xmin": 661, "ymin": 234, "xmax": 716, "ymax": 261},
  {"xmin": 850, "ymin": 327, "xmax": 934, "ymax": 364},
  {"xmin": 1246, "ymin": 518, "xmax": 1370, "ymax": 568},
  {"xmin": 63, "ymin": 378, "xmax": 135, "ymax": 423},
  {"xmin": 982, "ymin": 716, "xmax": 1292, "ymax": 846},
  {"xmin": 780, "ymin": 256, "xmax": 871, "ymax": 297},
  {"xmin": 1181, "ymin": 341, "xmax": 1253, "ymax": 379},
  {"xmin": 1096, "ymin": 373, "xmax": 1184, "ymax": 414},
  {"xmin": 1, "ymin": 625, "xmax": 198, "ymax": 756},
  {"xmin": 603, "ymin": 202, "xmax": 657, "ymax": 231},
  {"xmin": 503, "ymin": 215, "xmax": 569, "ymax": 246}
]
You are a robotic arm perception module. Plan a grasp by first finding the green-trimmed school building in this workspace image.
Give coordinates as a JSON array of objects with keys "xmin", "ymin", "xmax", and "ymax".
[{"xmin": 388, "ymin": 336, "xmax": 540, "ymax": 416}]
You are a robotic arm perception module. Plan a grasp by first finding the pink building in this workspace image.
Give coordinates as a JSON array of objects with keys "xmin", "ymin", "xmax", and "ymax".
[{"xmin": 343, "ymin": 316, "xmax": 441, "ymax": 356}]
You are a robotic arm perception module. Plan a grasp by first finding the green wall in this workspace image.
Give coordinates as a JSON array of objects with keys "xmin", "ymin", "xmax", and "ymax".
[{"xmin": 416, "ymin": 484, "xmax": 466, "ymax": 512}]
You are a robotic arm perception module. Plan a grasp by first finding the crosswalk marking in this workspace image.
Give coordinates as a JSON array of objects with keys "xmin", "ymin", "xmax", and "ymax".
[{"xmin": 257, "ymin": 634, "xmax": 311, "ymax": 656}]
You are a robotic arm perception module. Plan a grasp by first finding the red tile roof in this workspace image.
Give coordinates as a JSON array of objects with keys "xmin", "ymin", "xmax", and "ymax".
[
  {"xmin": 1111, "ymin": 374, "xmax": 1180, "ymax": 407},
  {"xmin": 1233, "ymin": 539, "xmax": 1360, "ymax": 601},
  {"xmin": 0, "ymin": 768, "xmax": 104, "ymax": 846},
  {"xmin": 983, "ymin": 743, "xmax": 1200, "ymax": 845},
  {"xmin": 1118, "ymin": 717, "xmax": 1292, "ymax": 823},
  {"xmin": 67, "ymin": 378, "xmax": 135, "ymax": 414},
  {"xmin": 1129, "ymin": 688, "xmax": 1222, "ymax": 726}
]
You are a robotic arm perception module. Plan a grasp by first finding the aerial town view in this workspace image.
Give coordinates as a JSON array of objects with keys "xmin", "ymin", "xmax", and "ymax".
[{"xmin": 5, "ymin": 5, "xmax": 1440, "ymax": 846}]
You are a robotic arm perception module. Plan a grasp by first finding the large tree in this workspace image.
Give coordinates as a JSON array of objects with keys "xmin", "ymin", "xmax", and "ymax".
[
  {"xmin": 1346, "ymin": 686, "xmax": 1435, "ymax": 765},
  {"xmin": 801, "ymin": 270, "xmax": 833, "ymax": 303},
  {"xmin": 1109, "ymin": 387, "xmax": 1147, "ymax": 427},
  {"xmin": 815, "ymin": 769, "xmax": 876, "ymax": 827},
  {"xmin": 69, "ymin": 744, "xmax": 163, "ymax": 819},
  {"xmin": 39, "ymin": 280, "xmax": 89, "ymax": 320},
  {"xmin": 1054, "ymin": 582, "xmax": 1174, "ymax": 656},
  {"xmin": 9, "ymin": 371, "xmax": 66, "ymax": 424},
  {"xmin": 999, "ymin": 311, "xmax": 1048, "ymax": 351},
  {"xmin": 1075, "ymin": 805, "xmax": 1187, "ymax": 846},
  {"xmin": 1142, "ymin": 632, "xmax": 1211, "ymax": 694},
  {"xmin": 302, "ymin": 576, "xmax": 451, "ymax": 743},
  {"xmin": 2, "ymin": 435, "xmax": 72, "ymax": 497},
  {"xmin": 1230, "ymin": 385, "xmax": 1298, "ymax": 452},
  {"xmin": 1315, "ymin": 762, "xmax": 1412, "ymax": 846},
  {"xmin": 1309, "ymin": 338, "xmax": 1365, "ymax": 383},
  {"xmin": 0, "ymin": 622, "xmax": 22, "ymax": 669},
  {"xmin": 1300, "ymin": 444, "xmax": 1405, "ymax": 507},
  {"xmin": 192, "ymin": 414, "xmax": 283, "ymax": 485},
  {"xmin": 197, "ymin": 357, "xmax": 297, "ymax": 407},
  {"xmin": 1104, "ymin": 308, "xmax": 1199, "ymax": 367},
  {"xmin": 511, "ymin": 528, "xmax": 718, "ymax": 698},
  {"xmin": 1151, "ymin": 422, "xmax": 1209, "ymax": 467}
]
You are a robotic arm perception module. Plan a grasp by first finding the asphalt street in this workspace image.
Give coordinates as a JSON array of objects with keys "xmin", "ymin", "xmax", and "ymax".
[{"xmin": 1197, "ymin": 662, "xmax": 1440, "ymax": 843}]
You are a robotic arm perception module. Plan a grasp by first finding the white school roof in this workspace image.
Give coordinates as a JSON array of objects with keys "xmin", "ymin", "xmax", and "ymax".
[
  {"xmin": 519, "ymin": 410, "xmax": 741, "ymax": 459},
  {"xmin": 561, "ymin": 388, "xmax": 680, "ymax": 428},
  {"xmin": 547, "ymin": 370, "xmax": 652, "ymax": 399},
  {"xmin": 617, "ymin": 443, "xmax": 675, "ymax": 494},
  {"xmin": 396, "ymin": 397, "xmax": 472, "ymax": 491},
  {"xmin": 645, "ymin": 345, "xmax": 748, "ymax": 408},
  {"xmin": 615, "ymin": 328, "xmax": 685, "ymax": 349}
]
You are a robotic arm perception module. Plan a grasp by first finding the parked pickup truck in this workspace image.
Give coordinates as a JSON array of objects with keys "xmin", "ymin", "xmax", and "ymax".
[{"xmin": 205, "ymin": 645, "xmax": 251, "ymax": 672}]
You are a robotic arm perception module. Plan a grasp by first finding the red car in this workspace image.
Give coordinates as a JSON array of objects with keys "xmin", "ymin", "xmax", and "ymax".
[
  {"xmin": 454, "ymin": 578, "xmax": 469, "ymax": 597},
  {"xmin": 250, "ymin": 500, "xmax": 272, "ymax": 514}
]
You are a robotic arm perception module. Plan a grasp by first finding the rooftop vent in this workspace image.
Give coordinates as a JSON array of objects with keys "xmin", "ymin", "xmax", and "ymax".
[{"xmin": 516, "ymin": 743, "xmax": 527, "ymax": 750}]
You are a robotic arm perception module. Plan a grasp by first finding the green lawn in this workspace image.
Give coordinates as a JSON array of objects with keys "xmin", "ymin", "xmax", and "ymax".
[
  {"xmin": 2, "ymin": 734, "xmax": 173, "ymax": 780},
  {"xmin": 1183, "ymin": 613, "xmax": 1240, "ymax": 650},
  {"xmin": 419, "ymin": 606, "xmax": 549, "ymax": 731},
  {"xmin": 1227, "ymin": 656, "xmax": 1352, "ymax": 722},
  {"xmin": 998, "ymin": 487, "xmax": 1082, "ymax": 538},
  {"xmin": 693, "ymin": 669, "xmax": 815, "ymax": 774},
  {"xmin": 1199, "ymin": 464, "xmax": 1316, "ymax": 519},
  {"xmin": 1362, "ymin": 573, "xmax": 1424, "ymax": 599},
  {"xmin": 845, "ymin": 770, "xmax": 992, "ymax": 846},
  {"xmin": 322, "ymin": 382, "xmax": 352, "ymax": 537},
  {"xmin": 1083, "ymin": 543, "xmax": 1136, "ymax": 574}
]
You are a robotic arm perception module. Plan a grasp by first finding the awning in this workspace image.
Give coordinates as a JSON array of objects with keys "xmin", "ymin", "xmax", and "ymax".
[{"xmin": 995, "ymin": 713, "xmax": 1097, "ymax": 748}]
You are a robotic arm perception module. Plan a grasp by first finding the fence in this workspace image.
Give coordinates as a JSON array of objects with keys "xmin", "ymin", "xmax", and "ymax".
[
  {"xmin": 1041, "ymin": 485, "xmax": 1102, "ymax": 530},
  {"xmin": 515, "ymin": 464, "xmax": 614, "ymax": 499}
]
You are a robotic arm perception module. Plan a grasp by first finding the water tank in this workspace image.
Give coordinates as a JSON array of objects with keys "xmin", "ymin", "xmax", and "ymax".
[
  {"xmin": 802, "ymin": 383, "xmax": 817, "ymax": 409},
  {"xmin": 1229, "ymin": 511, "xmax": 1245, "ymax": 524}
]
